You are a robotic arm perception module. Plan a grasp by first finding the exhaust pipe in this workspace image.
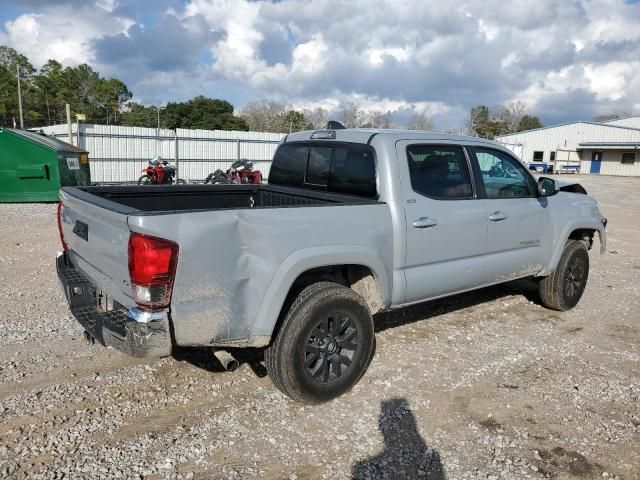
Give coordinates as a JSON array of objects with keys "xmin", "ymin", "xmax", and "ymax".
[{"xmin": 212, "ymin": 349, "xmax": 239, "ymax": 372}]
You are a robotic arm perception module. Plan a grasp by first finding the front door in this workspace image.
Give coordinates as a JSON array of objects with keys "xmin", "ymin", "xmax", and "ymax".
[
  {"xmin": 471, "ymin": 147, "xmax": 550, "ymax": 281},
  {"xmin": 396, "ymin": 141, "xmax": 487, "ymax": 304},
  {"xmin": 590, "ymin": 151, "xmax": 602, "ymax": 174}
]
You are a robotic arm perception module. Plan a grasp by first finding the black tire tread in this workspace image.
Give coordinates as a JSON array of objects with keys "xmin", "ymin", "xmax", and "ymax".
[
  {"xmin": 539, "ymin": 240, "xmax": 589, "ymax": 311},
  {"xmin": 265, "ymin": 281, "xmax": 373, "ymax": 404},
  {"xmin": 264, "ymin": 282, "xmax": 335, "ymax": 395}
]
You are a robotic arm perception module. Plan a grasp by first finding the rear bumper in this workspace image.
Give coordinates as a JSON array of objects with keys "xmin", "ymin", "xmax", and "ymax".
[{"xmin": 56, "ymin": 252, "xmax": 172, "ymax": 357}]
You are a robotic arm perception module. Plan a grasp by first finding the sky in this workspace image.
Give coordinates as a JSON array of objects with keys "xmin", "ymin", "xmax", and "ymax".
[{"xmin": 1, "ymin": 0, "xmax": 639, "ymax": 129}]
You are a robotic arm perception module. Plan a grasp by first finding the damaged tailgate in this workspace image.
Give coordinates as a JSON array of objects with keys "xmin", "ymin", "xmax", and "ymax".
[{"xmin": 59, "ymin": 188, "xmax": 134, "ymax": 309}]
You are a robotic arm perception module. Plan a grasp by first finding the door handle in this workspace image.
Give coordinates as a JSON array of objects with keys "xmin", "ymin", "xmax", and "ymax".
[
  {"xmin": 412, "ymin": 217, "xmax": 438, "ymax": 229},
  {"xmin": 488, "ymin": 211, "xmax": 508, "ymax": 222}
]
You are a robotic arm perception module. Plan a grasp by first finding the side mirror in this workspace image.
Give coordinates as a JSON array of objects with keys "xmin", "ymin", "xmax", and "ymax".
[{"xmin": 538, "ymin": 176, "xmax": 558, "ymax": 197}]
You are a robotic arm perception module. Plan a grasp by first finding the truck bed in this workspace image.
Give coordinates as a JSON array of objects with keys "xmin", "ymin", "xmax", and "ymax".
[
  {"xmin": 62, "ymin": 184, "xmax": 379, "ymax": 215},
  {"xmin": 58, "ymin": 181, "xmax": 392, "ymax": 350}
]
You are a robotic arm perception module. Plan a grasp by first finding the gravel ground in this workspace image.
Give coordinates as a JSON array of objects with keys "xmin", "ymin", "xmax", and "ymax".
[{"xmin": 0, "ymin": 175, "xmax": 638, "ymax": 480}]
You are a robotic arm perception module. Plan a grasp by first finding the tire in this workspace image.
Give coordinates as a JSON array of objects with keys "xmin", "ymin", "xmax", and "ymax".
[
  {"xmin": 137, "ymin": 175, "xmax": 151, "ymax": 185},
  {"xmin": 176, "ymin": 178, "xmax": 186, "ymax": 184},
  {"xmin": 265, "ymin": 282, "xmax": 375, "ymax": 404},
  {"xmin": 538, "ymin": 240, "xmax": 589, "ymax": 311}
]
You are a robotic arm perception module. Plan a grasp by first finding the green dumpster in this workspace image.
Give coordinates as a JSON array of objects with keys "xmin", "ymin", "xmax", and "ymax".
[{"xmin": 0, "ymin": 128, "xmax": 90, "ymax": 202}]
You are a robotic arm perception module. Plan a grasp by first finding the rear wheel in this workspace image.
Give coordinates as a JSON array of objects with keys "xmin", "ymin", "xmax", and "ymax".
[
  {"xmin": 265, "ymin": 282, "xmax": 375, "ymax": 404},
  {"xmin": 176, "ymin": 178, "xmax": 186, "ymax": 185},
  {"xmin": 538, "ymin": 240, "xmax": 589, "ymax": 311}
]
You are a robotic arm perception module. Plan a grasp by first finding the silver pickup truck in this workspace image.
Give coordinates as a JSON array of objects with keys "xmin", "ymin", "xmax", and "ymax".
[{"xmin": 57, "ymin": 128, "xmax": 607, "ymax": 403}]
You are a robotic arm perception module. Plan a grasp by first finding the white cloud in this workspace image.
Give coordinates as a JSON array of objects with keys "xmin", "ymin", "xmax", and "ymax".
[
  {"xmin": 584, "ymin": 62, "xmax": 637, "ymax": 102},
  {"xmin": 366, "ymin": 47, "xmax": 412, "ymax": 66},
  {"xmin": 291, "ymin": 35, "xmax": 329, "ymax": 74},
  {"xmin": 2, "ymin": 0, "xmax": 640, "ymax": 127},
  {"xmin": 184, "ymin": 0, "xmax": 265, "ymax": 79},
  {"xmin": 3, "ymin": 6, "xmax": 133, "ymax": 67},
  {"xmin": 477, "ymin": 19, "xmax": 499, "ymax": 42}
]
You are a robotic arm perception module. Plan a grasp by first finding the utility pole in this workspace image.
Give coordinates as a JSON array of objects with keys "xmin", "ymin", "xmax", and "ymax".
[
  {"xmin": 66, "ymin": 103, "xmax": 72, "ymax": 144},
  {"xmin": 156, "ymin": 106, "xmax": 161, "ymax": 156},
  {"xmin": 16, "ymin": 65, "xmax": 24, "ymax": 129}
]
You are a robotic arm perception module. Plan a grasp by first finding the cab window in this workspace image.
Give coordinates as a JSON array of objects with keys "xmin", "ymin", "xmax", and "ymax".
[
  {"xmin": 473, "ymin": 147, "xmax": 537, "ymax": 198},
  {"xmin": 269, "ymin": 142, "xmax": 377, "ymax": 198},
  {"xmin": 406, "ymin": 145, "xmax": 473, "ymax": 200}
]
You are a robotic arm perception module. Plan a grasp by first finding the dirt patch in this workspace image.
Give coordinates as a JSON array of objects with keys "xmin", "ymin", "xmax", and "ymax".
[{"xmin": 536, "ymin": 447, "xmax": 602, "ymax": 478}]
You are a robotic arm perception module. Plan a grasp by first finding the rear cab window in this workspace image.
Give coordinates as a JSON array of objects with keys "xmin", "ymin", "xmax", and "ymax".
[{"xmin": 269, "ymin": 142, "xmax": 377, "ymax": 198}]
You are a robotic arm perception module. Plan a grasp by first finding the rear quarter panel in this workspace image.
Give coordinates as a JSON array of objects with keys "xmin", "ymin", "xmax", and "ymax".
[{"xmin": 128, "ymin": 203, "xmax": 393, "ymax": 347}]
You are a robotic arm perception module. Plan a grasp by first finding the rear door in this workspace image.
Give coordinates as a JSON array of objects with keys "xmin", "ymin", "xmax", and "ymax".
[
  {"xmin": 470, "ymin": 147, "xmax": 550, "ymax": 281},
  {"xmin": 395, "ymin": 141, "xmax": 487, "ymax": 303},
  {"xmin": 59, "ymin": 189, "xmax": 134, "ymax": 308}
]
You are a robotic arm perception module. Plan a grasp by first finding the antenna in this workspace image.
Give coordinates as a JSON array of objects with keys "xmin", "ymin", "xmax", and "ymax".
[{"xmin": 326, "ymin": 120, "xmax": 346, "ymax": 129}]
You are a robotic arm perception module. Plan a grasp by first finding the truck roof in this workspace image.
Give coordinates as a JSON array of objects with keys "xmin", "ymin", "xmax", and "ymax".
[{"xmin": 284, "ymin": 128, "xmax": 503, "ymax": 148}]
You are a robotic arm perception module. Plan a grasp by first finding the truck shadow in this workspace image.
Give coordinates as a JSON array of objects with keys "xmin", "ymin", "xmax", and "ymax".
[
  {"xmin": 352, "ymin": 397, "xmax": 446, "ymax": 480},
  {"xmin": 374, "ymin": 278, "xmax": 539, "ymax": 334}
]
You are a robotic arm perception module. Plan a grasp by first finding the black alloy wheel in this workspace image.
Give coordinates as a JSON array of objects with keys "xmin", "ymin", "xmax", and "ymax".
[
  {"xmin": 538, "ymin": 240, "xmax": 590, "ymax": 311},
  {"xmin": 265, "ymin": 282, "xmax": 375, "ymax": 403},
  {"xmin": 564, "ymin": 253, "xmax": 587, "ymax": 301},
  {"xmin": 304, "ymin": 314, "xmax": 358, "ymax": 383}
]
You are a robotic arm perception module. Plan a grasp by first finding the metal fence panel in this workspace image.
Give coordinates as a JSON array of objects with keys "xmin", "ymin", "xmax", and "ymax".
[{"xmin": 39, "ymin": 124, "xmax": 284, "ymax": 183}]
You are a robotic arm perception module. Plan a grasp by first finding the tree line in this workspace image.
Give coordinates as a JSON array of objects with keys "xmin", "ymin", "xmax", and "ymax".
[
  {"xmin": 238, "ymin": 100, "xmax": 435, "ymax": 133},
  {"xmin": 0, "ymin": 46, "xmax": 248, "ymax": 130},
  {"xmin": 2, "ymin": 44, "xmax": 549, "ymax": 137},
  {"xmin": 1, "ymin": 46, "xmax": 133, "ymax": 128},
  {"xmin": 467, "ymin": 101, "xmax": 543, "ymax": 139}
]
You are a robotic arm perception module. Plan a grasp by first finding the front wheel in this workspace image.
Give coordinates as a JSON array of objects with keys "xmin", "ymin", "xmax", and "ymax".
[
  {"xmin": 265, "ymin": 282, "xmax": 374, "ymax": 404},
  {"xmin": 137, "ymin": 175, "xmax": 151, "ymax": 185},
  {"xmin": 538, "ymin": 240, "xmax": 589, "ymax": 311},
  {"xmin": 176, "ymin": 178, "xmax": 186, "ymax": 184}
]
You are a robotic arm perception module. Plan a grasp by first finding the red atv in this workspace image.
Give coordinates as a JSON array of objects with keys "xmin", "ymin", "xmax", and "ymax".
[
  {"xmin": 204, "ymin": 159, "xmax": 262, "ymax": 185},
  {"xmin": 138, "ymin": 157, "xmax": 185, "ymax": 185}
]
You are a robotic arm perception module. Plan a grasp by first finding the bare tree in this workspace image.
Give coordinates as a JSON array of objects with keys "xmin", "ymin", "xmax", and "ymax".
[
  {"xmin": 303, "ymin": 107, "xmax": 330, "ymax": 129},
  {"xmin": 407, "ymin": 112, "xmax": 434, "ymax": 131},
  {"xmin": 497, "ymin": 100, "xmax": 527, "ymax": 133},
  {"xmin": 240, "ymin": 100, "xmax": 286, "ymax": 132},
  {"xmin": 363, "ymin": 111, "xmax": 396, "ymax": 128},
  {"xmin": 336, "ymin": 102, "xmax": 362, "ymax": 128}
]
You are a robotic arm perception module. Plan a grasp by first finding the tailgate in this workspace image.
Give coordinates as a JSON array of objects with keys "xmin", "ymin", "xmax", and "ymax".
[{"xmin": 59, "ymin": 189, "xmax": 134, "ymax": 309}]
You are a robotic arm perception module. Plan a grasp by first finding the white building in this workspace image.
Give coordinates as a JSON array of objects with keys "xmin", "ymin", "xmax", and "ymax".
[{"xmin": 496, "ymin": 116, "xmax": 640, "ymax": 176}]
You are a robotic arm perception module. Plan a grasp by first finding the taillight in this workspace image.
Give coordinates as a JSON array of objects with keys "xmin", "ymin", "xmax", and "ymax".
[
  {"xmin": 57, "ymin": 202, "xmax": 68, "ymax": 251},
  {"xmin": 128, "ymin": 232, "xmax": 179, "ymax": 309}
]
